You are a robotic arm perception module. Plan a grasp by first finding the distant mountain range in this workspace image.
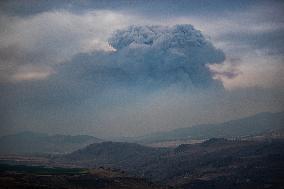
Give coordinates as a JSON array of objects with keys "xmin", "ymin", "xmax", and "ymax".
[
  {"xmin": 132, "ymin": 111, "xmax": 284, "ymax": 144},
  {"xmin": 0, "ymin": 132, "xmax": 103, "ymax": 155},
  {"xmin": 1, "ymin": 111, "xmax": 283, "ymax": 155}
]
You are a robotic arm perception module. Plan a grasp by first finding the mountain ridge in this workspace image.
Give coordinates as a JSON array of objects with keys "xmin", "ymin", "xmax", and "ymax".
[
  {"xmin": 132, "ymin": 111, "xmax": 284, "ymax": 143},
  {"xmin": 0, "ymin": 131, "xmax": 103, "ymax": 155}
]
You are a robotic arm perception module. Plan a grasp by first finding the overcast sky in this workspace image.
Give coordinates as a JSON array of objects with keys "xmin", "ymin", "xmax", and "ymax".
[{"xmin": 0, "ymin": 0, "xmax": 283, "ymax": 138}]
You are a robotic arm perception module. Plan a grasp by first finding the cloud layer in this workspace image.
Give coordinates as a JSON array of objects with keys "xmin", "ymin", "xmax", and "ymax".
[{"xmin": 0, "ymin": 10, "xmax": 129, "ymax": 82}]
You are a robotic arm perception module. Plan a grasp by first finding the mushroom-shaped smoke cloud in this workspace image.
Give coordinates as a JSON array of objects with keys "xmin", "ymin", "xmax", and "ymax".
[{"xmin": 107, "ymin": 24, "xmax": 225, "ymax": 88}]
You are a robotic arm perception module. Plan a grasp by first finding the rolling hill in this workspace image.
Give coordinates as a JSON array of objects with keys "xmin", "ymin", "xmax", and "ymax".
[{"xmin": 64, "ymin": 141, "xmax": 169, "ymax": 176}]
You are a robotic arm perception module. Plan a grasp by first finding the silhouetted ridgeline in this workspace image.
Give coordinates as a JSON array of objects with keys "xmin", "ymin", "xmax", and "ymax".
[{"xmin": 61, "ymin": 138, "xmax": 284, "ymax": 188}]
